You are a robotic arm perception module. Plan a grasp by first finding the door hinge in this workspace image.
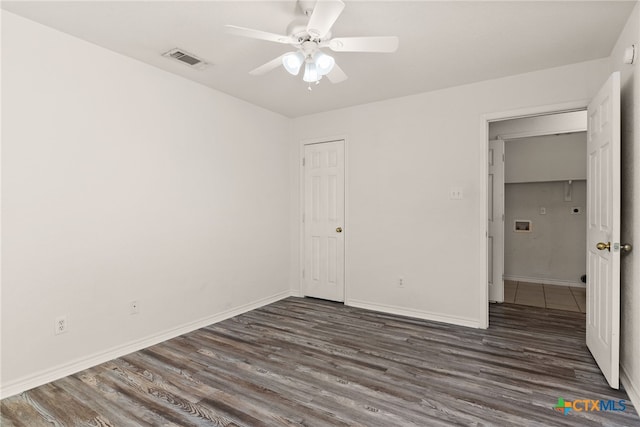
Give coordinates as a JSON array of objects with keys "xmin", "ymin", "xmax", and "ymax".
[
  {"xmin": 302, "ymin": 269, "xmax": 305, "ymax": 278},
  {"xmin": 502, "ymin": 153, "xmax": 505, "ymax": 162},
  {"xmin": 502, "ymin": 214, "xmax": 505, "ymax": 221},
  {"xmin": 302, "ymin": 157, "xmax": 305, "ymax": 166}
]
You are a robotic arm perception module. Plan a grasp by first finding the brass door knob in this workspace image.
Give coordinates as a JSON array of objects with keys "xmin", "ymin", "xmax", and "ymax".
[
  {"xmin": 336, "ymin": 227, "xmax": 343, "ymax": 233},
  {"xmin": 596, "ymin": 242, "xmax": 611, "ymax": 251}
]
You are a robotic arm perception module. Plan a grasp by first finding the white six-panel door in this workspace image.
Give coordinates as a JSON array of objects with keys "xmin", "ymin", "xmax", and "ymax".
[
  {"xmin": 303, "ymin": 140, "xmax": 345, "ymax": 302},
  {"xmin": 586, "ymin": 72, "xmax": 621, "ymax": 389},
  {"xmin": 488, "ymin": 139, "xmax": 505, "ymax": 302}
]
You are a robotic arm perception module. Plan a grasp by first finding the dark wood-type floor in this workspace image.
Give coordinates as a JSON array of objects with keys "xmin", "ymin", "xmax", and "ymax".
[{"xmin": 1, "ymin": 297, "xmax": 638, "ymax": 426}]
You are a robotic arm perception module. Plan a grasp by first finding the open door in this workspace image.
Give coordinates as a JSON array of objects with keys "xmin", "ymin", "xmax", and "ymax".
[
  {"xmin": 586, "ymin": 72, "xmax": 621, "ymax": 389},
  {"xmin": 488, "ymin": 139, "xmax": 505, "ymax": 302}
]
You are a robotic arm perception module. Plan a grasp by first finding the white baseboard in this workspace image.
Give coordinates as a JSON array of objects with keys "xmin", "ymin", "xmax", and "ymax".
[
  {"xmin": 0, "ymin": 290, "xmax": 292, "ymax": 399},
  {"xmin": 621, "ymin": 364, "xmax": 640, "ymax": 413},
  {"xmin": 289, "ymin": 288, "xmax": 302, "ymax": 297},
  {"xmin": 503, "ymin": 275, "xmax": 585, "ymax": 288},
  {"xmin": 347, "ymin": 299, "xmax": 480, "ymax": 329}
]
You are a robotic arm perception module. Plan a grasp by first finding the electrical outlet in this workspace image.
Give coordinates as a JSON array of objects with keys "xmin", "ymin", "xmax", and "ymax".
[
  {"xmin": 54, "ymin": 315, "xmax": 68, "ymax": 335},
  {"xmin": 130, "ymin": 300, "xmax": 140, "ymax": 315},
  {"xmin": 449, "ymin": 187, "xmax": 463, "ymax": 200},
  {"xmin": 398, "ymin": 277, "xmax": 405, "ymax": 288}
]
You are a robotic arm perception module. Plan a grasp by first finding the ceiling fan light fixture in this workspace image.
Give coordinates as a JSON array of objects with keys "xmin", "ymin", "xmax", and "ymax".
[
  {"xmin": 282, "ymin": 52, "xmax": 305, "ymax": 75},
  {"xmin": 314, "ymin": 52, "xmax": 335, "ymax": 76},
  {"xmin": 227, "ymin": 0, "xmax": 398, "ymax": 89},
  {"xmin": 303, "ymin": 62, "xmax": 319, "ymax": 82}
]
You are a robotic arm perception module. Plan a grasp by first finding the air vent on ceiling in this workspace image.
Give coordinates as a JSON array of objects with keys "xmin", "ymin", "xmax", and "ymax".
[{"xmin": 162, "ymin": 48, "xmax": 209, "ymax": 70}]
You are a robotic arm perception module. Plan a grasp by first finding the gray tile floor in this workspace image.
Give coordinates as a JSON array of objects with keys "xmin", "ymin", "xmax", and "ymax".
[{"xmin": 504, "ymin": 280, "xmax": 586, "ymax": 312}]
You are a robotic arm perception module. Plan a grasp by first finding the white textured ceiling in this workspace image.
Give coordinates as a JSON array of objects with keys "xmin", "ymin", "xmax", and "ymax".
[{"xmin": 2, "ymin": 1, "xmax": 635, "ymax": 118}]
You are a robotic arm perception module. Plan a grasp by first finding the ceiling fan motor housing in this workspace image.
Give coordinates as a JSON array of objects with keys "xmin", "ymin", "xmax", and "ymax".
[{"xmin": 287, "ymin": 18, "xmax": 330, "ymax": 43}]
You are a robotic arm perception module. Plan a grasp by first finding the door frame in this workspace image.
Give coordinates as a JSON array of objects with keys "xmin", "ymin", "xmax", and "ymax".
[
  {"xmin": 298, "ymin": 135, "xmax": 349, "ymax": 302},
  {"xmin": 478, "ymin": 100, "xmax": 589, "ymax": 328},
  {"xmin": 488, "ymin": 139, "xmax": 505, "ymax": 303}
]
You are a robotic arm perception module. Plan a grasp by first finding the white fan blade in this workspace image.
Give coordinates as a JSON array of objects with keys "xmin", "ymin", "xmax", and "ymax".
[
  {"xmin": 329, "ymin": 36, "xmax": 399, "ymax": 53},
  {"xmin": 225, "ymin": 25, "xmax": 292, "ymax": 44},
  {"xmin": 326, "ymin": 63, "xmax": 348, "ymax": 83},
  {"xmin": 306, "ymin": 0, "xmax": 345, "ymax": 39},
  {"xmin": 250, "ymin": 54, "xmax": 287, "ymax": 76}
]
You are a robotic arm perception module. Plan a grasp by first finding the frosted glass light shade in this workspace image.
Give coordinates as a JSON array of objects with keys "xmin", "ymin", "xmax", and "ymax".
[
  {"xmin": 282, "ymin": 52, "xmax": 304, "ymax": 75},
  {"xmin": 314, "ymin": 52, "xmax": 335, "ymax": 76},
  {"xmin": 303, "ymin": 62, "xmax": 319, "ymax": 82}
]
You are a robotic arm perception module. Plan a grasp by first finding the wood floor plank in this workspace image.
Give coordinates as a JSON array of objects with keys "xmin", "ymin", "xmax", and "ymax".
[{"xmin": 2, "ymin": 297, "xmax": 638, "ymax": 426}]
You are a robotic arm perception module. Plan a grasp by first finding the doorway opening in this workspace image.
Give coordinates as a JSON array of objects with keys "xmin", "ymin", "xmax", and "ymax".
[
  {"xmin": 478, "ymin": 100, "xmax": 589, "ymax": 328},
  {"xmin": 488, "ymin": 111, "xmax": 588, "ymax": 313}
]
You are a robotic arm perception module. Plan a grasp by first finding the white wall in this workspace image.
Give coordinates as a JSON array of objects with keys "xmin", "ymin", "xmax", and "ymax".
[
  {"xmin": 610, "ymin": 1, "xmax": 640, "ymax": 411},
  {"xmin": 1, "ymin": 12, "xmax": 292, "ymax": 396},
  {"xmin": 291, "ymin": 57, "xmax": 610, "ymax": 327},
  {"xmin": 504, "ymin": 181, "xmax": 586, "ymax": 286},
  {"xmin": 504, "ymin": 133, "xmax": 587, "ymax": 183}
]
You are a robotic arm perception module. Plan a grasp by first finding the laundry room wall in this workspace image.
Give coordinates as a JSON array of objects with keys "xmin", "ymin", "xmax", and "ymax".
[{"xmin": 502, "ymin": 132, "xmax": 587, "ymax": 286}]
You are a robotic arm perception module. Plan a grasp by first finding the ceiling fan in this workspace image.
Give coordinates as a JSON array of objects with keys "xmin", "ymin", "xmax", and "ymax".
[{"xmin": 225, "ymin": 0, "xmax": 399, "ymax": 89}]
